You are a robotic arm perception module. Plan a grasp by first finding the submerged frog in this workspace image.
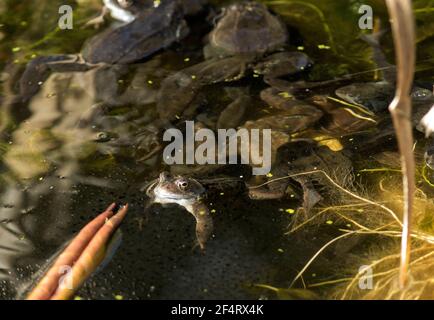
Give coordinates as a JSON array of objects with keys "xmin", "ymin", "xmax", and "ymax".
[
  {"xmin": 169, "ymin": 85, "xmax": 324, "ymax": 178},
  {"xmin": 146, "ymin": 172, "xmax": 213, "ymax": 250},
  {"xmin": 270, "ymin": 31, "xmax": 434, "ymax": 169},
  {"xmin": 334, "ymin": 78, "xmax": 434, "ymax": 168},
  {"xmin": 331, "ymin": 32, "xmax": 396, "ymax": 113},
  {"xmin": 231, "ymin": 85, "xmax": 359, "ymax": 214},
  {"xmin": 18, "ymin": 0, "xmax": 200, "ymax": 100},
  {"xmin": 82, "ymin": 0, "xmax": 198, "ymax": 64},
  {"xmin": 248, "ymin": 144, "xmax": 353, "ymax": 216},
  {"xmin": 187, "ymin": 86, "xmax": 251, "ymax": 131},
  {"xmin": 242, "ymin": 93, "xmax": 323, "ymax": 164},
  {"xmin": 191, "ymin": 89, "xmax": 326, "ymax": 212},
  {"xmin": 158, "ymin": 1, "xmax": 312, "ymax": 120},
  {"xmin": 333, "ymin": 32, "xmax": 434, "ymax": 116}
]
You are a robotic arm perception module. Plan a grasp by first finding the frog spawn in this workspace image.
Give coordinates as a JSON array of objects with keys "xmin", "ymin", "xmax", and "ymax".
[{"xmin": 72, "ymin": 183, "xmax": 301, "ymax": 300}]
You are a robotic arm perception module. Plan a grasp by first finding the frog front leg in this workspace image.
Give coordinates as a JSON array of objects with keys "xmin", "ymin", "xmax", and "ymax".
[
  {"xmin": 247, "ymin": 163, "xmax": 294, "ymax": 200},
  {"xmin": 184, "ymin": 201, "xmax": 214, "ymax": 251}
]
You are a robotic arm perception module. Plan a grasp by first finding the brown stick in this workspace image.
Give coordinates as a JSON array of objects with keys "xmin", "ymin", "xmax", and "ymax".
[
  {"xmin": 26, "ymin": 203, "xmax": 116, "ymax": 300},
  {"xmin": 384, "ymin": 0, "xmax": 416, "ymax": 288}
]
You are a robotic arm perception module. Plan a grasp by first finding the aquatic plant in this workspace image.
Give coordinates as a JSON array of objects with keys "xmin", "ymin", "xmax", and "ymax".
[
  {"xmin": 26, "ymin": 203, "xmax": 128, "ymax": 300},
  {"xmin": 384, "ymin": 0, "xmax": 416, "ymax": 288}
]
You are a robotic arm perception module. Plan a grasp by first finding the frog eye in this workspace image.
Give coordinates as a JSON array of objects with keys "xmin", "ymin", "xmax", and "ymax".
[
  {"xmin": 95, "ymin": 131, "xmax": 110, "ymax": 141},
  {"xmin": 118, "ymin": 0, "xmax": 133, "ymax": 8},
  {"xmin": 177, "ymin": 180, "xmax": 189, "ymax": 190}
]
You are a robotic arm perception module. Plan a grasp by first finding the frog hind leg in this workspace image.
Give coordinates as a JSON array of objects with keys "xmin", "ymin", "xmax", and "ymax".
[
  {"xmin": 248, "ymin": 187, "xmax": 285, "ymax": 200},
  {"xmin": 216, "ymin": 90, "xmax": 249, "ymax": 130}
]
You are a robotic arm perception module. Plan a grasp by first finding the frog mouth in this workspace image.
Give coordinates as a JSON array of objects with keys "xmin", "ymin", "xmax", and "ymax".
[{"xmin": 154, "ymin": 188, "xmax": 199, "ymax": 202}]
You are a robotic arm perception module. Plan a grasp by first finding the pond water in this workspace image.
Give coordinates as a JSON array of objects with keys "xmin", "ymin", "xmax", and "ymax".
[{"xmin": 0, "ymin": 0, "xmax": 434, "ymax": 300}]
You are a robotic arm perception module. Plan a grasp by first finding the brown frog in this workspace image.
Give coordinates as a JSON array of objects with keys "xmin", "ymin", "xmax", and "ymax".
[
  {"xmin": 157, "ymin": 1, "xmax": 312, "ymax": 120},
  {"xmin": 18, "ymin": 0, "xmax": 202, "ymax": 100},
  {"xmin": 248, "ymin": 143, "xmax": 353, "ymax": 217},
  {"xmin": 243, "ymin": 102, "xmax": 323, "ymax": 163},
  {"xmin": 146, "ymin": 172, "xmax": 213, "ymax": 250},
  {"xmin": 239, "ymin": 88, "xmax": 330, "ymax": 212}
]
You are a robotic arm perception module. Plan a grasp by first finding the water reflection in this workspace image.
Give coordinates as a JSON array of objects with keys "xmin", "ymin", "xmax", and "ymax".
[{"xmin": 0, "ymin": 55, "xmax": 167, "ymax": 295}]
